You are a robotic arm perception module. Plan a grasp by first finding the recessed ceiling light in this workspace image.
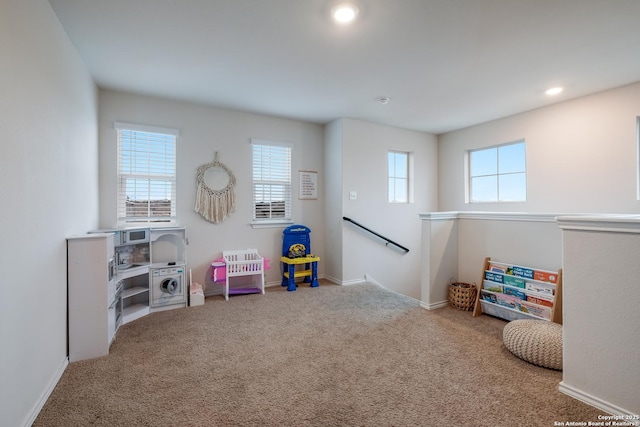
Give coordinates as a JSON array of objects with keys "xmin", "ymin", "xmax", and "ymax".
[
  {"xmin": 545, "ymin": 87, "xmax": 564, "ymax": 96},
  {"xmin": 332, "ymin": 4, "xmax": 359, "ymax": 24}
]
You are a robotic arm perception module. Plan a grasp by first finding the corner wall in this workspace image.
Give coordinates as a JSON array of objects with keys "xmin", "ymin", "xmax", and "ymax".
[
  {"xmin": 0, "ymin": 2, "xmax": 98, "ymax": 426},
  {"xmin": 98, "ymin": 90, "xmax": 325, "ymax": 291},
  {"xmin": 339, "ymin": 119, "xmax": 438, "ymax": 298},
  {"xmin": 323, "ymin": 119, "xmax": 344, "ymax": 283}
]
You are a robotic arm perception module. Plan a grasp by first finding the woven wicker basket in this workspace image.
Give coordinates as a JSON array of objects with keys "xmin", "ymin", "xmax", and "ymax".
[{"xmin": 448, "ymin": 281, "xmax": 477, "ymax": 311}]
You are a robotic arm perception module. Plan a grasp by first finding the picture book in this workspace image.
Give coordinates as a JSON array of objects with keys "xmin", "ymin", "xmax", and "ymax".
[
  {"xmin": 488, "ymin": 263, "xmax": 507, "ymax": 273},
  {"xmin": 482, "ymin": 281, "xmax": 503, "ymax": 293},
  {"xmin": 495, "ymin": 293, "xmax": 520, "ymax": 310},
  {"xmin": 480, "ymin": 290, "xmax": 498, "ymax": 304},
  {"xmin": 503, "ymin": 275, "xmax": 526, "ymax": 288},
  {"xmin": 484, "ymin": 271, "xmax": 504, "ymax": 284},
  {"xmin": 511, "ymin": 265, "xmax": 534, "ymax": 280},
  {"xmin": 525, "ymin": 281, "xmax": 554, "ymax": 296},
  {"xmin": 504, "ymin": 286, "xmax": 527, "ymax": 300},
  {"xmin": 518, "ymin": 300, "xmax": 552, "ymax": 320},
  {"xmin": 533, "ymin": 270, "xmax": 558, "ymax": 284},
  {"xmin": 526, "ymin": 294, "xmax": 553, "ymax": 307}
]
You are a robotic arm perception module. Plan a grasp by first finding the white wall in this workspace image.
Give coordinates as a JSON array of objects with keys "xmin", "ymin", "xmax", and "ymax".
[
  {"xmin": 0, "ymin": 2, "xmax": 98, "ymax": 426},
  {"xmin": 339, "ymin": 118, "xmax": 438, "ymax": 298},
  {"xmin": 323, "ymin": 119, "xmax": 344, "ymax": 283},
  {"xmin": 455, "ymin": 214, "xmax": 562, "ymax": 284},
  {"xmin": 558, "ymin": 216, "xmax": 640, "ymax": 416},
  {"xmin": 439, "ymin": 82, "xmax": 640, "ymax": 214},
  {"xmin": 98, "ymin": 90, "xmax": 325, "ymax": 290}
]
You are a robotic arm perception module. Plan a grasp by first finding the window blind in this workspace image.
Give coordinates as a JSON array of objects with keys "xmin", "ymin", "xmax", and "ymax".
[
  {"xmin": 251, "ymin": 140, "xmax": 292, "ymax": 221},
  {"xmin": 116, "ymin": 124, "xmax": 177, "ymax": 225}
]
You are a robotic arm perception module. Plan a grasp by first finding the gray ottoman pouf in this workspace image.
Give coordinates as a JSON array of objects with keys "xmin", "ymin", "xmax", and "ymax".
[{"xmin": 503, "ymin": 319, "xmax": 563, "ymax": 370}]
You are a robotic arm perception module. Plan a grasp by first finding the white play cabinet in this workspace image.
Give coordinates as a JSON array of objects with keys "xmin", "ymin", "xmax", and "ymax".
[
  {"xmin": 67, "ymin": 233, "xmax": 118, "ymax": 362},
  {"xmin": 68, "ymin": 227, "xmax": 188, "ymax": 361}
]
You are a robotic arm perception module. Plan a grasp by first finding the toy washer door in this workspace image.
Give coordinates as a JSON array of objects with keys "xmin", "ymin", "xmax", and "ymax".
[{"xmin": 161, "ymin": 277, "xmax": 178, "ymax": 294}]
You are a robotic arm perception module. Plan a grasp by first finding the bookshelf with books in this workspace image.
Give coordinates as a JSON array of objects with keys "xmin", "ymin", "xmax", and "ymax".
[{"xmin": 473, "ymin": 257, "xmax": 563, "ymax": 324}]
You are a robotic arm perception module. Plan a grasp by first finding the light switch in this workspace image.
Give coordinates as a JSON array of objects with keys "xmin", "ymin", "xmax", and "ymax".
[{"xmin": 349, "ymin": 191, "xmax": 357, "ymax": 200}]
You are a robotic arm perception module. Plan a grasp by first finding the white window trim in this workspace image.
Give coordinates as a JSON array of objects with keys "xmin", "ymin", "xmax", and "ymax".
[
  {"xmin": 114, "ymin": 122, "xmax": 180, "ymax": 137},
  {"xmin": 636, "ymin": 117, "xmax": 640, "ymax": 200},
  {"xmin": 467, "ymin": 139, "xmax": 527, "ymax": 204},
  {"xmin": 115, "ymin": 122, "xmax": 179, "ymax": 226},
  {"xmin": 250, "ymin": 138, "xmax": 293, "ymax": 226},
  {"xmin": 388, "ymin": 150, "xmax": 412, "ymax": 204}
]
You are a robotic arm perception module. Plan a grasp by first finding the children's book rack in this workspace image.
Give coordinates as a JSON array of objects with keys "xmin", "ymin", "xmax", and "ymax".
[{"xmin": 473, "ymin": 257, "xmax": 563, "ymax": 324}]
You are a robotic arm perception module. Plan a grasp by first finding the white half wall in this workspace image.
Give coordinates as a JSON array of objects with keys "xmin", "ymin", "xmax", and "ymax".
[
  {"xmin": 438, "ymin": 82, "xmax": 640, "ymax": 214},
  {"xmin": 98, "ymin": 90, "xmax": 325, "ymax": 291},
  {"xmin": 558, "ymin": 216, "xmax": 640, "ymax": 416},
  {"xmin": 419, "ymin": 213, "xmax": 459, "ymax": 309},
  {"xmin": 0, "ymin": 2, "xmax": 98, "ymax": 426},
  {"xmin": 419, "ymin": 212, "xmax": 562, "ymax": 308}
]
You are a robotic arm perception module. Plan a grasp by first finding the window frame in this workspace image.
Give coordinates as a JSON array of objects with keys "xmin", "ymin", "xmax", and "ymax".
[
  {"xmin": 637, "ymin": 116, "xmax": 640, "ymax": 200},
  {"xmin": 388, "ymin": 150, "xmax": 410, "ymax": 203},
  {"xmin": 114, "ymin": 122, "xmax": 179, "ymax": 226},
  {"xmin": 251, "ymin": 138, "xmax": 293, "ymax": 225},
  {"xmin": 468, "ymin": 139, "xmax": 527, "ymax": 203}
]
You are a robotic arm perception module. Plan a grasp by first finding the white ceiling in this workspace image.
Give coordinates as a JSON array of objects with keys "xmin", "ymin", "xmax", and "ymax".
[{"xmin": 49, "ymin": 0, "xmax": 640, "ymax": 134}]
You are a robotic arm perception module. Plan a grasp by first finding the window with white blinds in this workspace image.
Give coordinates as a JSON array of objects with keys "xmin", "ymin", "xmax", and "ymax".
[
  {"xmin": 115, "ymin": 122, "xmax": 178, "ymax": 225},
  {"xmin": 252, "ymin": 139, "xmax": 292, "ymax": 222}
]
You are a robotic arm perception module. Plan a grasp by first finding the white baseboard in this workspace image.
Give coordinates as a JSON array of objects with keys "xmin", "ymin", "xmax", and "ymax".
[
  {"xmin": 363, "ymin": 274, "xmax": 423, "ymax": 303},
  {"xmin": 268, "ymin": 275, "xmax": 341, "ymax": 287},
  {"xmin": 559, "ymin": 381, "xmax": 638, "ymax": 421},
  {"xmin": 265, "ymin": 280, "xmax": 282, "ymax": 288},
  {"xmin": 420, "ymin": 300, "xmax": 449, "ymax": 310},
  {"xmin": 363, "ymin": 274, "xmax": 382, "ymax": 287},
  {"xmin": 24, "ymin": 356, "xmax": 68, "ymax": 427},
  {"xmin": 342, "ymin": 277, "xmax": 367, "ymax": 286},
  {"xmin": 320, "ymin": 274, "xmax": 342, "ymax": 285},
  {"xmin": 270, "ymin": 275, "xmax": 351, "ymax": 287}
]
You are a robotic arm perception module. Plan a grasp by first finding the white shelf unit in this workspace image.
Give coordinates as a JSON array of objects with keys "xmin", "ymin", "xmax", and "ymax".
[
  {"xmin": 122, "ymin": 302, "xmax": 149, "ymax": 324},
  {"xmin": 473, "ymin": 257, "xmax": 563, "ymax": 324},
  {"xmin": 119, "ymin": 265, "xmax": 150, "ymax": 324},
  {"xmin": 121, "ymin": 286, "xmax": 149, "ymax": 299}
]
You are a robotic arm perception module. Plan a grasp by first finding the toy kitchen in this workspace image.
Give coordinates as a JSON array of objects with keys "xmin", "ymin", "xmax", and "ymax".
[{"xmin": 67, "ymin": 227, "xmax": 187, "ymax": 362}]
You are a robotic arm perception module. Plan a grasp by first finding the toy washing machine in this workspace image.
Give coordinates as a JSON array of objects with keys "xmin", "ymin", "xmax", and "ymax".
[{"xmin": 150, "ymin": 263, "xmax": 186, "ymax": 309}]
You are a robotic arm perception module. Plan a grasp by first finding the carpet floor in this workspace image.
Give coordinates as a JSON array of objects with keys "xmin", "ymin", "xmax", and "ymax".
[{"xmin": 34, "ymin": 281, "xmax": 604, "ymax": 426}]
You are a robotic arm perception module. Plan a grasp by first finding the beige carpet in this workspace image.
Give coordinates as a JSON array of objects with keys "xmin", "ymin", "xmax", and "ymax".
[{"xmin": 35, "ymin": 281, "xmax": 604, "ymax": 426}]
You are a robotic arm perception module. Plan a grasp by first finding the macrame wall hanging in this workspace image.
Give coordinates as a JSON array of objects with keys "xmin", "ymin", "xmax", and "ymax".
[{"xmin": 194, "ymin": 152, "xmax": 237, "ymax": 224}]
